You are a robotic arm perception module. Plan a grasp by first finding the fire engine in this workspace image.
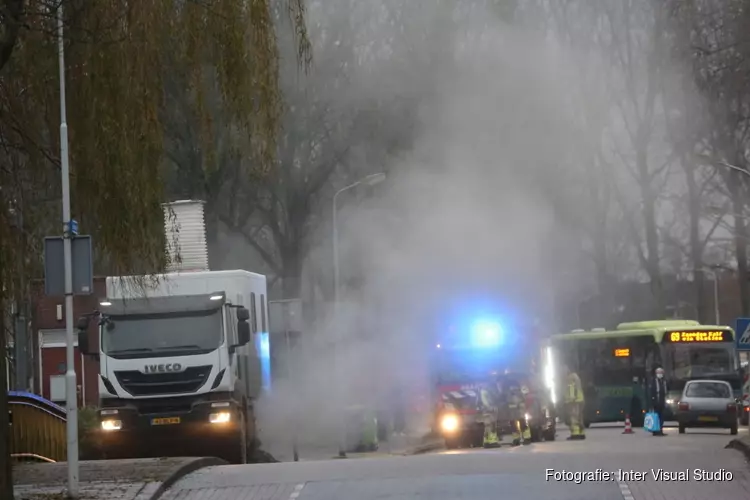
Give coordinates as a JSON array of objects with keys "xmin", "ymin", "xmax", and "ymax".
[{"xmin": 430, "ymin": 313, "xmax": 556, "ymax": 448}]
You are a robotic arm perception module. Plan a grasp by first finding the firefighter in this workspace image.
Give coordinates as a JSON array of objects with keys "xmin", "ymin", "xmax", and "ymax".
[
  {"xmin": 564, "ymin": 364, "xmax": 585, "ymax": 440},
  {"xmin": 479, "ymin": 379, "xmax": 500, "ymax": 446},
  {"xmin": 507, "ymin": 378, "xmax": 532, "ymax": 446}
]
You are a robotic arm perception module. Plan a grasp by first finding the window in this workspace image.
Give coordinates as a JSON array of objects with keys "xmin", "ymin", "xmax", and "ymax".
[
  {"xmin": 250, "ymin": 293, "xmax": 258, "ymax": 333},
  {"xmin": 685, "ymin": 381, "xmax": 730, "ymax": 398},
  {"xmin": 574, "ymin": 336, "xmax": 653, "ymax": 385},
  {"xmin": 261, "ymin": 295, "xmax": 267, "ymax": 332}
]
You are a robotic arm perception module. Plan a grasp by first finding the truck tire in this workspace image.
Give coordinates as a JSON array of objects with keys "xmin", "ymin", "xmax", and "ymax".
[
  {"xmin": 445, "ymin": 436, "xmax": 460, "ymax": 450},
  {"xmin": 543, "ymin": 428, "xmax": 556, "ymax": 441},
  {"xmin": 472, "ymin": 427, "xmax": 484, "ymax": 448}
]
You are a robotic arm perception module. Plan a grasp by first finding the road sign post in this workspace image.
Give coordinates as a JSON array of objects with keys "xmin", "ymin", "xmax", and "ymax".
[
  {"xmin": 43, "ymin": 233, "xmax": 93, "ymax": 499},
  {"xmin": 734, "ymin": 318, "xmax": 750, "ymax": 351}
]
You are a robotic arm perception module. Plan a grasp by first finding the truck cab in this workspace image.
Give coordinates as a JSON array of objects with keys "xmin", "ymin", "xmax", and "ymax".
[{"xmin": 78, "ymin": 270, "xmax": 269, "ymax": 463}]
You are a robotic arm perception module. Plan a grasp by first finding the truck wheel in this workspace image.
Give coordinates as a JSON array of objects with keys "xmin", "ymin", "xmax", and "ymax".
[
  {"xmin": 543, "ymin": 428, "xmax": 556, "ymax": 441},
  {"xmin": 472, "ymin": 429, "xmax": 484, "ymax": 448},
  {"xmin": 445, "ymin": 437, "xmax": 460, "ymax": 450}
]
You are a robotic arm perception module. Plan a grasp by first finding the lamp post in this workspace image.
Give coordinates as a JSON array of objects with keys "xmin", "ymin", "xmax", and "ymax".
[
  {"xmin": 56, "ymin": 4, "xmax": 79, "ymax": 496},
  {"xmin": 703, "ymin": 268, "xmax": 721, "ymax": 325},
  {"xmin": 332, "ymin": 173, "xmax": 386, "ymax": 458}
]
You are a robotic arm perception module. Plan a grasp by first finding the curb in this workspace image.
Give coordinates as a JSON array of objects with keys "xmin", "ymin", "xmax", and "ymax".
[
  {"xmin": 403, "ymin": 440, "xmax": 444, "ymax": 456},
  {"xmin": 137, "ymin": 457, "xmax": 227, "ymax": 500},
  {"xmin": 725, "ymin": 437, "xmax": 750, "ymax": 463},
  {"xmin": 725, "ymin": 438, "xmax": 750, "ymax": 462}
]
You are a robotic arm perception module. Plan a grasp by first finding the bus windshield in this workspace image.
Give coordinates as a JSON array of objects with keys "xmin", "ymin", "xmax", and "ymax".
[{"xmin": 663, "ymin": 342, "xmax": 738, "ymax": 380}]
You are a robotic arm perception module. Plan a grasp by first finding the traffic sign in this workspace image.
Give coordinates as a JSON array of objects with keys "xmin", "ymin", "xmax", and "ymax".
[
  {"xmin": 43, "ymin": 235, "xmax": 93, "ymax": 296},
  {"xmin": 735, "ymin": 318, "xmax": 750, "ymax": 351}
]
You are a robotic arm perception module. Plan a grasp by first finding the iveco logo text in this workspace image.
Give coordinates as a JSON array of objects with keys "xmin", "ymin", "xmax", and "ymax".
[{"xmin": 143, "ymin": 363, "xmax": 184, "ymax": 374}]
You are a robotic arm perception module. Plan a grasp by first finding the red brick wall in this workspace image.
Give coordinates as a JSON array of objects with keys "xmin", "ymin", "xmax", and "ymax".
[{"xmin": 31, "ymin": 277, "xmax": 106, "ymax": 405}]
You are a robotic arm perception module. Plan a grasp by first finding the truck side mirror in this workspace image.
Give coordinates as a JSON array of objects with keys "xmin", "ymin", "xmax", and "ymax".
[
  {"xmin": 77, "ymin": 316, "xmax": 90, "ymax": 331},
  {"xmin": 77, "ymin": 323, "xmax": 90, "ymax": 355},
  {"xmin": 237, "ymin": 306, "xmax": 250, "ymax": 321},
  {"xmin": 237, "ymin": 321, "xmax": 251, "ymax": 346}
]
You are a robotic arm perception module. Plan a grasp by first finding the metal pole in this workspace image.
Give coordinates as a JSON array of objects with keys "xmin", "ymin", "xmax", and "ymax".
[
  {"xmin": 332, "ymin": 187, "xmax": 345, "ymax": 458},
  {"xmin": 57, "ymin": 4, "xmax": 79, "ymax": 496},
  {"xmin": 712, "ymin": 272, "xmax": 720, "ymax": 325},
  {"xmin": 330, "ymin": 174, "xmax": 385, "ymax": 459},
  {"xmin": 285, "ymin": 331, "xmax": 299, "ymax": 462}
]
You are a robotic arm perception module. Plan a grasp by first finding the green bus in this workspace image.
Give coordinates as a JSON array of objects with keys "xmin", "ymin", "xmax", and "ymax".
[{"xmin": 548, "ymin": 320, "xmax": 743, "ymax": 427}]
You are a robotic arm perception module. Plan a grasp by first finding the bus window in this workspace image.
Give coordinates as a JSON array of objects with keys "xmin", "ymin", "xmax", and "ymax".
[{"xmin": 580, "ymin": 338, "xmax": 635, "ymax": 385}]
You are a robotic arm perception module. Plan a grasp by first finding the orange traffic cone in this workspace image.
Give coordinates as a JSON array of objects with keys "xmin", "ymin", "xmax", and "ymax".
[{"xmin": 622, "ymin": 414, "xmax": 634, "ymax": 434}]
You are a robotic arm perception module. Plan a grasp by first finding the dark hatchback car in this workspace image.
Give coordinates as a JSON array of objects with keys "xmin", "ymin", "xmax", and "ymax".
[{"xmin": 676, "ymin": 379, "xmax": 738, "ymax": 435}]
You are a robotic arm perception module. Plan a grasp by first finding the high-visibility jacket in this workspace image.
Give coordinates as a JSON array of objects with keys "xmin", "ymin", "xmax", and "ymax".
[{"xmin": 566, "ymin": 372, "xmax": 584, "ymax": 404}]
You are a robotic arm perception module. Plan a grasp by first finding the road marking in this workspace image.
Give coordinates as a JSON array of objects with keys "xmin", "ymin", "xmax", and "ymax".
[
  {"xmin": 289, "ymin": 483, "xmax": 306, "ymax": 499},
  {"xmin": 618, "ymin": 480, "xmax": 634, "ymax": 500}
]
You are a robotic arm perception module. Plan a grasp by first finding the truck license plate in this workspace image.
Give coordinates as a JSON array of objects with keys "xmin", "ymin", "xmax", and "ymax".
[
  {"xmin": 698, "ymin": 416, "xmax": 718, "ymax": 422},
  {"xmin": 151, "ymin": 417, "xmax": 181, "ymax": 425}
]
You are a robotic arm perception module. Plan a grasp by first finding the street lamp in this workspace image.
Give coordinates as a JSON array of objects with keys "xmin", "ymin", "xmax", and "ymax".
[
  {"xmin": 702, "ymin": 268, "xmax": 721, "ymax": 325},
  {"xmin": 331, "ymin": 172, "xmax": 386, "ymax": 458},
  {"xmin": 56, "ymin": 4, "xmax": 79, "ymax": 497}
]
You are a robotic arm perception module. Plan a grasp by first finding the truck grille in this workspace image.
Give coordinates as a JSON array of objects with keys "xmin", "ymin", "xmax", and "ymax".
[{"xmin": 114, "ymin": 366, "xmax": 212, "ymax": 396}]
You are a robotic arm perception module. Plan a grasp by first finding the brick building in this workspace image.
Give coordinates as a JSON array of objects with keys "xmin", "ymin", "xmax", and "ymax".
[{"xmin": 31, "ymin": 277, "xmax": 105, "ymax": 406}]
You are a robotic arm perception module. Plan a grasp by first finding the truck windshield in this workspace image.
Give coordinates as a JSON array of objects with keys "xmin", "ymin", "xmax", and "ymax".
[
  {"xmin": 435, "ymin": 349, "xmax": 518, "ymax": 385},
  {"xmin": 663, "ymin": 342, "xmax": 738, "ymax": 380},
  {"xmin": 102, "ymin": 309, "xmax": 223, "ymax": 357}
]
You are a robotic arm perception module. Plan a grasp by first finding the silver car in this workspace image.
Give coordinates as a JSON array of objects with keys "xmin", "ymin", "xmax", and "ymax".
[{"xmin": 677, "ymin": 379, "xmax": 738, "ymax": 435}]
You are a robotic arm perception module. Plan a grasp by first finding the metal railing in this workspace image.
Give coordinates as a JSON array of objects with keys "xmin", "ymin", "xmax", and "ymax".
[{"xmin": 8, "ymin": 391, "xmax": 67, "ymax": 463}]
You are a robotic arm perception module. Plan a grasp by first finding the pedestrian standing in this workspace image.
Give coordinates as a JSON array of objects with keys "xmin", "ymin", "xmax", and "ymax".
[{"xmin": 649, "ymin": 366, "xmax": 667, "ymax": 436}]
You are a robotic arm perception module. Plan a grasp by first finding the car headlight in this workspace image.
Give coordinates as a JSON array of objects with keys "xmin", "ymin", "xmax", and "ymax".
[
  {"xmin": 666, "ymin": 399, "xmax": 674, "ymax": 405},
  {"xmin": 441, "ymin": 414, "xmax": 460, "ymax": 432},
  {"xmin": 525, "ymin": 413, "xmax": 531, "ymax": 421}
]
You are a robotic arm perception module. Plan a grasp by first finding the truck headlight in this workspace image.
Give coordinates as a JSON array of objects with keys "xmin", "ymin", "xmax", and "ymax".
[
  {"xmin": 209, "ymin": 411, "xmax": 231, "ymax": 424},
  {"xmin": 440, "ymin": 414, "xmax": 460, "ymax": 433},
  {"xmin": 666, "ymin": 399, "xmax": 674, "ymax": 405},
  {"xmin": 525, "ymin": 413, "xmax": 531, "ymax": 421},
  {"xmin": 101, "ymin": 419, "xmax": 122, "ymax": 431}
]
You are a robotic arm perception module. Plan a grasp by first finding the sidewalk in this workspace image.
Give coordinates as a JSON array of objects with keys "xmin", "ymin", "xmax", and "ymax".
[{"xmin": 13, "ymin": 457, "xmax": 224, "ymax": 500}]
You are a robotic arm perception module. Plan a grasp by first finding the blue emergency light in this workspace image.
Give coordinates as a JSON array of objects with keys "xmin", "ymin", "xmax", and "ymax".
[{"xmin": 470, "ymin": 318, "xmax": 503, "ymax": 347}]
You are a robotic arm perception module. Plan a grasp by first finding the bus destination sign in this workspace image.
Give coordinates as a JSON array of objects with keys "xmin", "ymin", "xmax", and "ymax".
[
  {"xmin": 665, "ymin": 330, "xmax": 731, "ymax": 343},
  {"xmin": 613, "ymin": 348, "xmax": 630, "ymax": 357}
]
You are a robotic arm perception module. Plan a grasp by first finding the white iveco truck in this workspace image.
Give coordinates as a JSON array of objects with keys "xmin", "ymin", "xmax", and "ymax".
[{"xmin": 77, "ymin": 270, "xmax": 271, "ymax": 463}]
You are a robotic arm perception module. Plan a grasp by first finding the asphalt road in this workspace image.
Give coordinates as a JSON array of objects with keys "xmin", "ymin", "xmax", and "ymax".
[{"xmin": 161, "ymin": 424, "xmax": 750, "ymax": 500}]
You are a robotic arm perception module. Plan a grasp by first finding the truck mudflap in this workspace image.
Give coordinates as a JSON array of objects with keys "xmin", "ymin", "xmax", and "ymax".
[{"xmin": 95, "ymin": 399, "xmax": 250, "ymax": 462}]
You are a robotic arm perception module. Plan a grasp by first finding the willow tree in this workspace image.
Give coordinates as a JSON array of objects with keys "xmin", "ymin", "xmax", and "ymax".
[{"xmin": 0, "ymin": 0, "xmax": 310, "ymax": 496}]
